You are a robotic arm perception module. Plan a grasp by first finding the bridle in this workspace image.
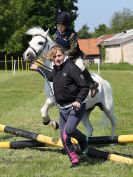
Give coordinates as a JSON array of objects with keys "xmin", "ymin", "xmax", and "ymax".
[
  {"xmin": 28, "ymin": 34, "xmax": 52, "ymax": 71},
  {"xmin": 29, "ymin": 34, "xmax": 49, "ymax": 59}
]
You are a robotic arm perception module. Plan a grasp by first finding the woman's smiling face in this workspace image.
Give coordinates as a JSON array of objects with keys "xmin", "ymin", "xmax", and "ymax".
[{"xmin": 52, "ymin": 49, "xmax": 65, "ymax": 66}]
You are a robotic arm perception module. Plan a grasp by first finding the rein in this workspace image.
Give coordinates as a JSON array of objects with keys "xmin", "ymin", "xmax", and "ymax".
[{"xmin": 35, "ymin": 60, "xmax": 52, "ymax": 71}]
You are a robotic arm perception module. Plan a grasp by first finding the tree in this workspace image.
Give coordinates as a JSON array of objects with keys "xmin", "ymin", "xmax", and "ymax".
[
  {"xmin": 0, "ymin": 0, "xmax": 78, "ymax": 54},
  {"xmin": 77, "ymin": 24, "xmax": 92, "ymax": 39},
  {"xmin": 0, "ymin": 1, "xmax": 14, "ymax": 51},
  {"xmin": 110, "ymin": 8, "xmax": 133, "ymax": 33},
  {"xmin": 93, "ymin": 24, "xmax": 110, "ymax": 38},
  {"xmin": 100, "ymin": 46, "xmax": 106, "ymax": 62},
  {"xmin": 0, "ymin": 0, "xmax": 35, "ymax": 54}
]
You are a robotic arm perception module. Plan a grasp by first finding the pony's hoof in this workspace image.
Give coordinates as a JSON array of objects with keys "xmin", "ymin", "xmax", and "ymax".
[
  {"xmin": 48, "ymin": 120, "xmax": 59, "ymax": 129},
  {"xmin": 54, "ymin": 122, "xmax": 59, "ymax": 129},
  {"xmin": 43, "ymin": 119, "xmax": 59, "ymax": 129}
]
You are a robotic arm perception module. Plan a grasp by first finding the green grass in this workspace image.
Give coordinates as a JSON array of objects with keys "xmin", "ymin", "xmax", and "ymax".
[
  {"xmin": 87, "ymin": 63, "xmax": 133, "ymax": 71},
  {"xmin": 0, "ymin": 70, "xmax": 133, "ymax": 177}
]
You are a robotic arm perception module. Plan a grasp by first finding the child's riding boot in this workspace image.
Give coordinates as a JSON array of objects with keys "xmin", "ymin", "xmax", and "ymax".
[{"xmin": 82, "ymin": 68, "xmax": 99, "ymax": 97}]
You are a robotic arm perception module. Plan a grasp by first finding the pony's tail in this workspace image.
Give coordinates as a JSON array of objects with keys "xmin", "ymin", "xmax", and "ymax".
[
  {"xmin": 99, "ymin": 79, "xmax": 115, "ymax": 127},
  {"xmin": 103, "ymin": 80, "xmax": 114, "ymax": 110}
]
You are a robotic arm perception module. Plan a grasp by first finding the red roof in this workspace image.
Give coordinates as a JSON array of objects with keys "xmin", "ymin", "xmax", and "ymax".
[
  {"xmin": 97, "ymin": 34, "xmax": 114, "ymax": 44},
  {"xmin": 78, "ymin": 39, "xmax": 100, "ymax": 55}
]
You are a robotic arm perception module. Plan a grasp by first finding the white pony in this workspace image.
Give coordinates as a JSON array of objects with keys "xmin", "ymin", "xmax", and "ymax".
[{"xmin": 23, "ymin": 27, "xmax": 116, "ymax": 137}]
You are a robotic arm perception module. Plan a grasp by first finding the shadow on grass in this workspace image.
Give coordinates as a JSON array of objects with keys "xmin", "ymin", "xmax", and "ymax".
[
  {"xmin": 111, "ymin": 152, "xmax": 133, "ymax": 158},
  {"xmin": 31, "ymin": 147, "xmax": 109, "ymax": 166},
  {"xmin": 91, "ymin": 144, "xmax": 133, "ymax": 158}
]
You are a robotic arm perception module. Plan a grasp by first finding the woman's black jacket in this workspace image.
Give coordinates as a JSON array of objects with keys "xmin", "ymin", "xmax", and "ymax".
[{"xmin": 36, "ymin": 60, "xmax": 89, "ymax": 106}]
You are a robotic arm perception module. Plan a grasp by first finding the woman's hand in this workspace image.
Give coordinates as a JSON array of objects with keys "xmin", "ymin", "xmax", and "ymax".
[
  {"xmin": 72, "ymin": 101, "xmax": 81, "ymax": 110},
  {"xmin": 30, "ymin": 63, "xmax": 38, "ymax": 70}
]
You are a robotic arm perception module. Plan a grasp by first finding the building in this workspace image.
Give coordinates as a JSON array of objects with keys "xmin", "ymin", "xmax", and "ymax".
[
  {"xmin": 78, "ymin": 39, "xmax": 100, "ymax": 63},
  {"xmin": 100, "ymin": 29, "xmax": 133, "ymax": 64}
]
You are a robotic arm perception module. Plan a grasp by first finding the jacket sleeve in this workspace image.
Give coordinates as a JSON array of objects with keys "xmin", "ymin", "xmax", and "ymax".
[
  {"xmin": 36, "ymin": 66, "xmax": 54, "ymax": 82},
  {"xmin": 70, "ymin": 65, "xmax": 89, "ymax": 103}
]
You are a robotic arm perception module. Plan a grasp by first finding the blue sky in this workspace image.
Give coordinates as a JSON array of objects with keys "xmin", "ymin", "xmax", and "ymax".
[{"xmin": 75, "ymin": 0, "xmax": 133, "ymax": 32}]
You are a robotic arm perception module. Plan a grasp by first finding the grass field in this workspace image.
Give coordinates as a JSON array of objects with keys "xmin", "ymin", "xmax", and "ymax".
[{"xmin": 0, "ymin": 70, "xmax": 133, "ymax": 177}]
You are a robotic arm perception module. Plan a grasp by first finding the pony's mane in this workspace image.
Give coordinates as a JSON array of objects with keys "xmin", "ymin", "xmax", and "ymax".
[
  {"xmin": 26, "ymin": 26, "xmax": 47, "ymax": 36},
  {"xmin": 26, "ymin": 26, "xmax": 54, "ymax": 47}
]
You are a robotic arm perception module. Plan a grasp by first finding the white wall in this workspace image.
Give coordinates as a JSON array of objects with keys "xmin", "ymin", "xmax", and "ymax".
[
  {"xmin": 122, "ymin": 40, "xmax": 133, "ymax": 64},
  {"xmin": 105, "ymin": 45, "xmax": 122, "ymax": 63},
  {"xmin": 105, "ymin": 40, "xmax": 133, "ymax": 64}
]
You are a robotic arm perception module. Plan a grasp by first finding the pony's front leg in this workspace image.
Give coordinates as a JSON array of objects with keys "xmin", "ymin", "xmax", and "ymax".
[
  {"xmin": 41, "ymin": 97, "xmax": 59, "ymax": 129},
  {"xmin": 81, "ymin": 110, "xmax": 93, "ymax": 138}
]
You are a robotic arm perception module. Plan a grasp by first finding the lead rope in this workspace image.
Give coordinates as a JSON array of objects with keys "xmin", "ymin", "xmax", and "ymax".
[{"xmin": 46, "ymin": 79, "xmax": 60, "ymax": 109}]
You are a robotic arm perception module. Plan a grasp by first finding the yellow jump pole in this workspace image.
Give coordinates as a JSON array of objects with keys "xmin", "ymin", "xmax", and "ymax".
[
  {"xmin": 26, "ymin": 62, "xmax": 30, "ymax": 71},
  {"xmin": 88, "ymin": 135, "xmax": 133, "ymax": 144},
  {"xmin": 18, "ymin": 57, "xmax": 20, "ymax": 71},
  {"xmin": 4, "ymin": 55, "xmax": 7, "ymax": 71},
  {"xmin": 88, "ymin": 147, "xmax": 133, "ymax": 165},
  {"xmin": 0, "ymin": 124, "xmax": 133, "ymax": 145},
  {"xmin": 108, "ymin": 154, "xmax": 133, "ymax": 165},
  {"xmin": 21, "ymin": 57, "xmax": 23, "ymax": 71},
  {"xmin": 28, "ymin": 63, "xmax": 30, "ymax": 71},
  {"xmin": 26, "ymin": 62, "xmax": 28, "ymax": 71},
  {"xmin": 0, "ymin": 123, "xmax": 65, "ymax": 148},
  {"xmin": 0, "ymin": 140, "xmax": 45, "ymax": 149},
  {"xmin": 11, "ymin": 56, "xmax": 14, "ymax": 72},
  {"xmin": 0, "ymin": 140, "xmax": 132, "ymax": 165},
  {"xmin": 0, "ymin": 124, "xmax": 132, "ymax": 165}
]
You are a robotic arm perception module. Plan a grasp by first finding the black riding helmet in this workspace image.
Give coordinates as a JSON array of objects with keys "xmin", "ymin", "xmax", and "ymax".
[{"xmin": 56, "ymin": 11, "xmax": 70, "ymax": 26}]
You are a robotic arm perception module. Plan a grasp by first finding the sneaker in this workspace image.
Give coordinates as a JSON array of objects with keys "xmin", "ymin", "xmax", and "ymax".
[
  {"xmin": 70, "ymin": 162, "xmax": 80, "ymax": 168},
  {"xmin": 81, "ymin": 148, "xmax": 88, "ymax": 157},
  {"xmin": 90, "ymin": 81, "xmax": 99, "ymax": 97},
  {"xmin": 79, "ymin": 139, "xmax": 88, "ymax": 157}
]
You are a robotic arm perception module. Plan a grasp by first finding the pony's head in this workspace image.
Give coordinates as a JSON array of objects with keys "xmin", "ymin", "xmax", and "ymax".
[{"xmin": 23, "ymin": 27, "xmax": 54, "ymax": 63}]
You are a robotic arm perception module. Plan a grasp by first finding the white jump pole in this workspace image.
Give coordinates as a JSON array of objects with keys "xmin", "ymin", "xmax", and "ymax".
[
  {"xmin": 13, "ymin": 60, "xmax": 16, "ymax": 75},
  {"xmin": 94, "ymin": 59, "xmax": 100, "ymax": 75}
]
